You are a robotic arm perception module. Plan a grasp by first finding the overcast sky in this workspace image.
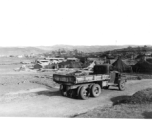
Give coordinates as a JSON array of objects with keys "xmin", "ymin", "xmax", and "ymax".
[{"xmin": 0, "ymin": 0, "xmax": 152, "ymax": 47}]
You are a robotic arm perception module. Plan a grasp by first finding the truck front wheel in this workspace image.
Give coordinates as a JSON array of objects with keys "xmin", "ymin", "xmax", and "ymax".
[
  {"xmin": 91, "ymin": 84, "xmax": 101, "ymax": 97},
  {"xmin": 118, "ymin": 80, "xmax": 126, "ymax": 91}
]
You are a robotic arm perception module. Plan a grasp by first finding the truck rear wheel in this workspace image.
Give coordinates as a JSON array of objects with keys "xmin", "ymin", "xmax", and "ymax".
[
  {"xmin": 89, "ymin": 84, "xmax": 94, "ymax": 97},
  {"xmin": 77, "ymin": 86, "xmax": 82, "ymax": 98},
  {"xmin": 60, "ymin": 85, "xmax": 66, "ymax": 96},
  {"xmin": 91, "ymin": 84, "xmax": 101, "ymax": 97},
  {"xmin": 118, "ymin": 80, "xmax": 125, "ymax": 91},
  {"xmin": 67, "ymin": 89, "xmax": 77, "ymax": 98},
  {"xmin": 79, "ymin": 86, "xmax": 89, "ymax": 100}
]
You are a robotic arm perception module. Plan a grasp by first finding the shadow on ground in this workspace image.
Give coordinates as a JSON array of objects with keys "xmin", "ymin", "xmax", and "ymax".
[
  {"xmin": 36, "ymin": 89, "xmax": 82, "ymax": 100},
  {"xmin": 30, "ymin": 81, "xmax": 55, "ymax": 89},
  {"xmin": 36, "ymin": 90, "xmax": 61, "ymax": 97},
  {"xmin": 142, "ymin": 111, "xmax": 152, "ymax": 118},
  {"xmin": 110, "ymin": 95, "xmax": 131, "ymax": 105},
  {"xmin": 106, "ymin": 88, "xmax": 120, "ymax": 91},
  {"xmin": 35, "ymin": 90, "xmax": 78, "ymax": 100}
]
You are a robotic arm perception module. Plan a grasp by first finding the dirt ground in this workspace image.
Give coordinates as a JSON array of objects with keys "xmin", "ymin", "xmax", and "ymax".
[
  {"xmin": 0, "ymin": 62, "xmax": 152, "ymax": 117},
  {"xmin": 76, "ymin": 103, "xmax": 152, "ymax": 118}
]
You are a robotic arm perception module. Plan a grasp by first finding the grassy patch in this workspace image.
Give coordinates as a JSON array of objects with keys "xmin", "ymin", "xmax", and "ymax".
[
  {"xmin": 114, "ymin": 88, "xmax": 152, "ymax": 104},
  {"xmin": 75, "ymin": 103, "xmax": 152, "ymax": 118},
  {"xmin": 75, "ymin": 88, "xmax": 152, "ymax": 118}
]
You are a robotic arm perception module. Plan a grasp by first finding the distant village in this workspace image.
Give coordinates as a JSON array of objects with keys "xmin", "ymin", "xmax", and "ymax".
[{"xmin": 1, "ymin": 45, "xmax": 152, "ymax": 74}]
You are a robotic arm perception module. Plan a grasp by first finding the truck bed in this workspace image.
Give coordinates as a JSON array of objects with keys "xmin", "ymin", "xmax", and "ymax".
[{"xmin": 53, "ymin": 74, "xmax": 110, "ymax": 85}]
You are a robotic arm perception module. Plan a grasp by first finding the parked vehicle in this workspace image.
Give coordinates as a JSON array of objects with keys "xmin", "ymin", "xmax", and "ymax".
[{"xmin": 53, "ymin": 64, "xmax": 127, "ymax": 100}]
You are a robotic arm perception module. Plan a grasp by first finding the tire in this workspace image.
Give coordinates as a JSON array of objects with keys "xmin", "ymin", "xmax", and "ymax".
[
  {"xmin": 118, "ymin": 80, "xmax": 126, "ymax": 91},
  {"xmin": 91, "ymin": 84, "xmax": 101, "ymax": 97},
  {"xmin": 89, "ymin": 84, "xmax": 94, "ymax": 89},
  {"xmin": 67, "ymin": 89, "xmax": 73, "ymax": 97},
  {"xmin": 79, "ymin": 86, "xmax": 89, "ymax": 100},
  {"xmin": 71, "ymin": 89, "xmax": 77, "ymax": 98},
  {"xmin": 77, "ymin": 86, "xmax": 82, "ymax": 98},
  {"xmin": 89, "ymin": 84, "xmax": 94, "ymax": 97},
  {"xmin": 60, "ymin": 85, "xmax": 66, "ymax": 96}
]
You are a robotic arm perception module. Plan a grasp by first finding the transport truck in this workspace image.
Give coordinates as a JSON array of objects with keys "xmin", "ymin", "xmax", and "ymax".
[{"xmin": 53, "ymin": 64, "xmax": 127, "ymax": 100}]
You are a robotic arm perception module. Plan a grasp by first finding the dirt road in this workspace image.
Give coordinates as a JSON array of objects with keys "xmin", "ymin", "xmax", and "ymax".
[{"xmin": 0, "ymin": 79, "xmax": 152, "ymax": 117}]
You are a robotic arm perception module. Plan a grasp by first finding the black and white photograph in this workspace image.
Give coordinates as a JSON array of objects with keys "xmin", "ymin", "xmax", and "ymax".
[{"xmin": 0, "ymin": 0, "xmax": 152, "ymax": 118}]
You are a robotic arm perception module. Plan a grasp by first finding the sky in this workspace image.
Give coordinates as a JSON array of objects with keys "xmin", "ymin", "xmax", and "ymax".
[{"xmin": 0, "ymin": 0, "xmax": 152, "ymax": 47}]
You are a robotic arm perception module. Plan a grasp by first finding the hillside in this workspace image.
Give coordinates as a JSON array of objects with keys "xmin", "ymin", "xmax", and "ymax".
[
  {"xmin": 36, "ymin": 45, "xmax": 129, "ymax": 53},
  {"xmin": 111, "ymin": 46, "xmax": 152, "ymax": 53},
  {"xmin": 0, "ymin": 47, "xmax": 46, "ymax": 56},
  {"xmin": 1, "ymin": 45, "xmax": 149, "ymax": 56}
]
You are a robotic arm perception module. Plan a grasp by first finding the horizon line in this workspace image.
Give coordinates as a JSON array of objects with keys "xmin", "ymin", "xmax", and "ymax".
[{"xmin": 0, "ymin": 44, "xmax": 150, "ymax": 48}]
